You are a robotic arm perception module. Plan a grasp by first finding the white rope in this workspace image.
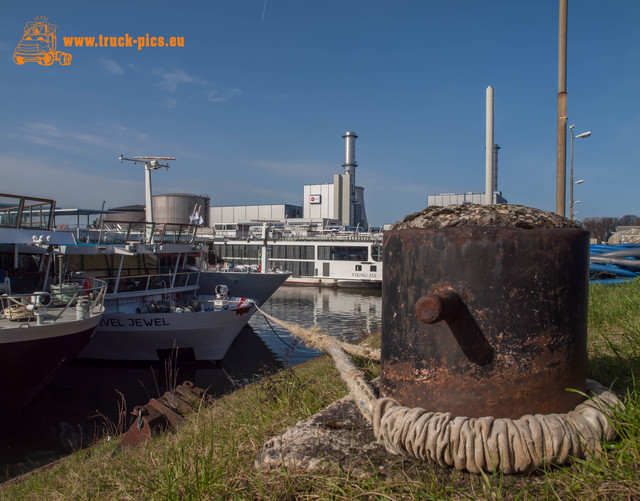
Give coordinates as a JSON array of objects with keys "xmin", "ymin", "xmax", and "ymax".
[
  {"xmin": 373, "ymin": 379, "xmax": 621, "ymax": 474},
  {"xmin": 257, "ymin": 306, "xmax": 381, "ymax": 361},
  {"xmin": 257, "ymin": 306, "xmax": 379, "ymax": 418},
  {"xmin": 256, "ymin": 306, "xmax": 623, "ymax": 474}
]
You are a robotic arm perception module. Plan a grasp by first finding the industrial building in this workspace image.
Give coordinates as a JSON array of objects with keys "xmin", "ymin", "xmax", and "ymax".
[
  {"xmin": 428, "ymin": 191, "xmax": 508, "ymax": 207},
  {"xmin": 427, "ymin": 140, "xmax": 507, "ymax": 207},
  {"xmin": 209, "ymin": 204, "xmax": 302, "ymax": 224},
  {"xmin": 428, "ymin": 88, "xmax": 509, "ymax": 208},
  {"xmin": 209, "ymin": 131, "xmax": 369, "ymax": 229},
  {"xmin": 102, "ymin": 131, "xmax": 370, "ymax": 232}
]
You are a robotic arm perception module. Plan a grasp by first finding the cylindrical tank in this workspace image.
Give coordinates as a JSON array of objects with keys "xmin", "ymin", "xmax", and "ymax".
[
  {"xmin": 381, "ymin": 205, "xmax": 589, "ymax": 419},
  {"xmin": 104, "ymin": 205, "xmax": 145, "ymax": 223},
  {"xmin": 152, "ymin": 193, "xmax": 210, "ymax": 226}
]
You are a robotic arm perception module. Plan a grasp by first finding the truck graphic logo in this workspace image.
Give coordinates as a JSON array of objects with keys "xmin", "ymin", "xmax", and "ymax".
[{"xmin": 14, "ymin": 16, "xmax": 72, "ymax": 66}]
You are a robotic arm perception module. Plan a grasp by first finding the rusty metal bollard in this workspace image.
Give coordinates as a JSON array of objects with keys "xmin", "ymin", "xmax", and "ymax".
[{"xmin": 381, "ymin": 205, "xmax": 589, "ymax": 419}]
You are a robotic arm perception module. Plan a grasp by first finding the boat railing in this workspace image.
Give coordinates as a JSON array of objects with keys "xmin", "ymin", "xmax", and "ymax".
[
  {"xmin": 277, "ymin": 233, "xmax": 384, "ymax": 243},
  {"xmin": 219, "ymin": 232, "xmax": 384, "ymax": 244},
  {"xmin": 0, "ymin": 193, "xmax": 56, "ymax": 230},
  {"xmin": 100, "ymin": 270, "xmax": 200, "ymax": 296},
  {"xmin": 77, "ymin": 221, "xmax": 199, "ymax": 245},
  {"xmin": 1, "ymin": 276, "xmax": 107, "ymax": 323},
  {"xmin": 197, "ymin": 297, "xmax": 255, "ymax": 312}
]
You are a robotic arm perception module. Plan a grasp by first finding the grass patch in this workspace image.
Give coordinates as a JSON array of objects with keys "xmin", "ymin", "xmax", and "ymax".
[{"xmin": 3, "ymin": 281, "xmax": 640, "ymax": 499}]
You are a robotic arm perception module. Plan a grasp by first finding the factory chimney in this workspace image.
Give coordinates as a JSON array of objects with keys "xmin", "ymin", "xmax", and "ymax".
[
  {"xmin": 342, "ymin": 131, "xmax": 358, "ymax": 226},
  {"xmin": 485, "ymin": 86, "xmax": 494, "ymax": 204}
]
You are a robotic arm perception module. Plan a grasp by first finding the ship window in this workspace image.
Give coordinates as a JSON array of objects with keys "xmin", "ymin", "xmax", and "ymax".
[
  {"xmin": 371, "ymin": 245, "xmax": 382, "ymax": 262},
  {"xmin": 270, "ymin": 260, "xmax": 314, "ymax": 277},
  {"xmin": 317, "ymin": 246, "xmax": 368, "ymax": 261},
  {"xmin": 66, "ymin": 253, "xmax": 160, "ymax": 277},
  {"xmin": 213, "ymin": 244, "xmax": 259, "ymax": 263},
  {"xmin": 272, "ymin": 245, "xmax": 314, "ymax": 260},
  {"xmin": 355, "ymin": 265, "xmax": 362, "ymax": 271},
  {"xmin": 370, "ymin": 265, "xmax": 377, "ymax": 272}
]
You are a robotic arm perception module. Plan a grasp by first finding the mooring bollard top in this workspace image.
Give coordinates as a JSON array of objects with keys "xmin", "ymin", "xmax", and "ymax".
[{"xmin": 392, "ymin": 204, "xmax": 582, "ymax": 230}]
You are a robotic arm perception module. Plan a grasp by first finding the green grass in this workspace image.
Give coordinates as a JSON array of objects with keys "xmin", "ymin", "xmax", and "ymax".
[
  {"xmin": 587, "ymin": 280, "xmax": 640, "ymax": 393},
  {"xmin": 3, "ymin": 281, "xmax": 640, "ymax": 500}
]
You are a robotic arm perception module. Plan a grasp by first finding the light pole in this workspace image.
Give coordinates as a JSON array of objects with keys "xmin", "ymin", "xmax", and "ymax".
[
  {"xmin": 569, "ymin": 126, "xmax": 591, "ymax": 219},
  {"xmin": 556, "ymin": 0, "xmax": 568, "ymax": 216}
]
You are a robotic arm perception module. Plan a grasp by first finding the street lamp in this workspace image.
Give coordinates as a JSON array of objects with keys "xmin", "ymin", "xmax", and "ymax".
[{"xmin": 569, "ymin": 126, "xmax": 591, "ymax": 219}]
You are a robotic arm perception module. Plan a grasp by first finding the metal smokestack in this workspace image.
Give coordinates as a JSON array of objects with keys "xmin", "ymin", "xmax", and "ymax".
[
  {"xmin": 342, "ymin": 131, "xmax": 358, "ymax": 226},
  {"xmin": 492, "ymin": 144, "xmax": 500, "ymax": 194},
  {"xmin": 343, "ymin": 131, "xmax": 357, "ymax": 176},
  {"xmin": 485, "ymin": 86, "xmax": 494, "ymax": 205}
]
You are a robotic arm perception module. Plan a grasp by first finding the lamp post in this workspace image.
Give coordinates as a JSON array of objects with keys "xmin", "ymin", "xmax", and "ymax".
[{"xmin": 569, "ymin": 126, "xmax": 591, "ymax": 219}]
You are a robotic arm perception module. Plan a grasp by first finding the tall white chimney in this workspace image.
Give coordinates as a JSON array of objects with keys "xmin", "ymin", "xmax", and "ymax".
[{"xmin": 485, "ymin": 86, "xmax": 494, "ymax": 205}]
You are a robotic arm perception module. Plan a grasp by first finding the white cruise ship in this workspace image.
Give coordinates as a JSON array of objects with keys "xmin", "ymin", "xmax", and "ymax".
[{"xmin": 211, "ymin": 223, "xmax": 382, "ymax": 288}]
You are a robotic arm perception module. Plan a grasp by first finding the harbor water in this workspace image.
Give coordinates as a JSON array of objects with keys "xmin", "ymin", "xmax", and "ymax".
[
  {"xmin": 0, "ymin": 286, "xmax": 381, "ymax": 481},
  {"xmin": 253, "ymin": 285, "xmax": 382, "ymax": 366}
]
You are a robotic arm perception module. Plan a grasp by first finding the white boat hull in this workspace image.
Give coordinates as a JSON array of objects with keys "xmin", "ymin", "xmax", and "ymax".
[
  {"xmin": 198, "ymin": 271, "xmax": 290, "ymax": 306},
  {"xmin": 77, "ymin": 305, "xmax": 254, "ymax": 361},
  {"xmin": 284, "ymin": 275, "xmax": 381, "ymax": 288}
]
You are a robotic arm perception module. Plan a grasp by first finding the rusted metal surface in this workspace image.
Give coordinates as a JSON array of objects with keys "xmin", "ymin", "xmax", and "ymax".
[
  {"xmin": 415, "ymin": 291, "xmax": 462, "ymax": 324},
  {"xmin": 381, "ymin": 225, "xmax": 589, "ymax": 419},
  {"xmin": 118, "ymin": 380, "xmax": 211, "ymax": 449}
]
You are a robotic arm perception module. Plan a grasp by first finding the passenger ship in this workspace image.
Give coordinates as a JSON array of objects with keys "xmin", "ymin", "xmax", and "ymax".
[
  {"xmin": 210, "ymin": 223, "xmax": 382, "ymax": 288},
  {"xmin": 58, "ymin": 220, "xmax": 257, "ymax": 362}
]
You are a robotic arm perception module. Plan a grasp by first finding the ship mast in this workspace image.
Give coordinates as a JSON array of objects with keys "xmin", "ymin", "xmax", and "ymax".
[{"xmin": 119, "ymin": 155, "xmax": 175, "ymax": 224}]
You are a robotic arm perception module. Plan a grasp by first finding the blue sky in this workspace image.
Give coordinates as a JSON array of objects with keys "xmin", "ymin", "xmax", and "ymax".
[{"xmin": 1, "ymin": 1, "xmax": 639, "ymax": 226}]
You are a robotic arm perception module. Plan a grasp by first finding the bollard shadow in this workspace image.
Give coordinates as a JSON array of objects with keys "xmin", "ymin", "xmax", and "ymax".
[{"xmin": 444, "ymin": 297, "xmax": 494, "ymax": 366}]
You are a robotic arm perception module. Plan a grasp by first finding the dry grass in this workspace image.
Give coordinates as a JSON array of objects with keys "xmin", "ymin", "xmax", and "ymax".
[{"xmin": 3, "ymin": 281, "xmax": 640, "ymax": 500}]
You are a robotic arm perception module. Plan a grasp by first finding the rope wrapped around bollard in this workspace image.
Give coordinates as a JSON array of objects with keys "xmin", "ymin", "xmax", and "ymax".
[{"xmin": 256, "ymin": 305, "xmax": 623, "ymax": 474}]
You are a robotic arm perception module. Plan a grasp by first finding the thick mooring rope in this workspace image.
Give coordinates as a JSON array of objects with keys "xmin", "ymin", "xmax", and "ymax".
[
  {"xmin": 258, "ymin": 307, "xmax": 379, "ymax": 417},
  {"xmin": 374, "ymin": 380, "xmax": 620, "ymax": 474},
  {"xmin": 256, "ymin": 306, "xmax": 623, "ymax": 474},
  {"xmin": 257, "ymin": 307, "xmax": 381, "ymax": 362}
]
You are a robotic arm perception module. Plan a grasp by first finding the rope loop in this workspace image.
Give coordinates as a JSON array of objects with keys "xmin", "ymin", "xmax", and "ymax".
[{"xmin": 372, "ymin": 380, "xmax": 622, "ymax": 474}]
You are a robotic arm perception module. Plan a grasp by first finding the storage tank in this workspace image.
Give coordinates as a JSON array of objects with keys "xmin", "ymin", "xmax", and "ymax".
[
  {"xmin": 104, "ymin": 204, "xmax": 145, "ymax": 223},
  {"xmin": 152, "ymin": 193, "xmax": 210, "ymax": 226}
]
